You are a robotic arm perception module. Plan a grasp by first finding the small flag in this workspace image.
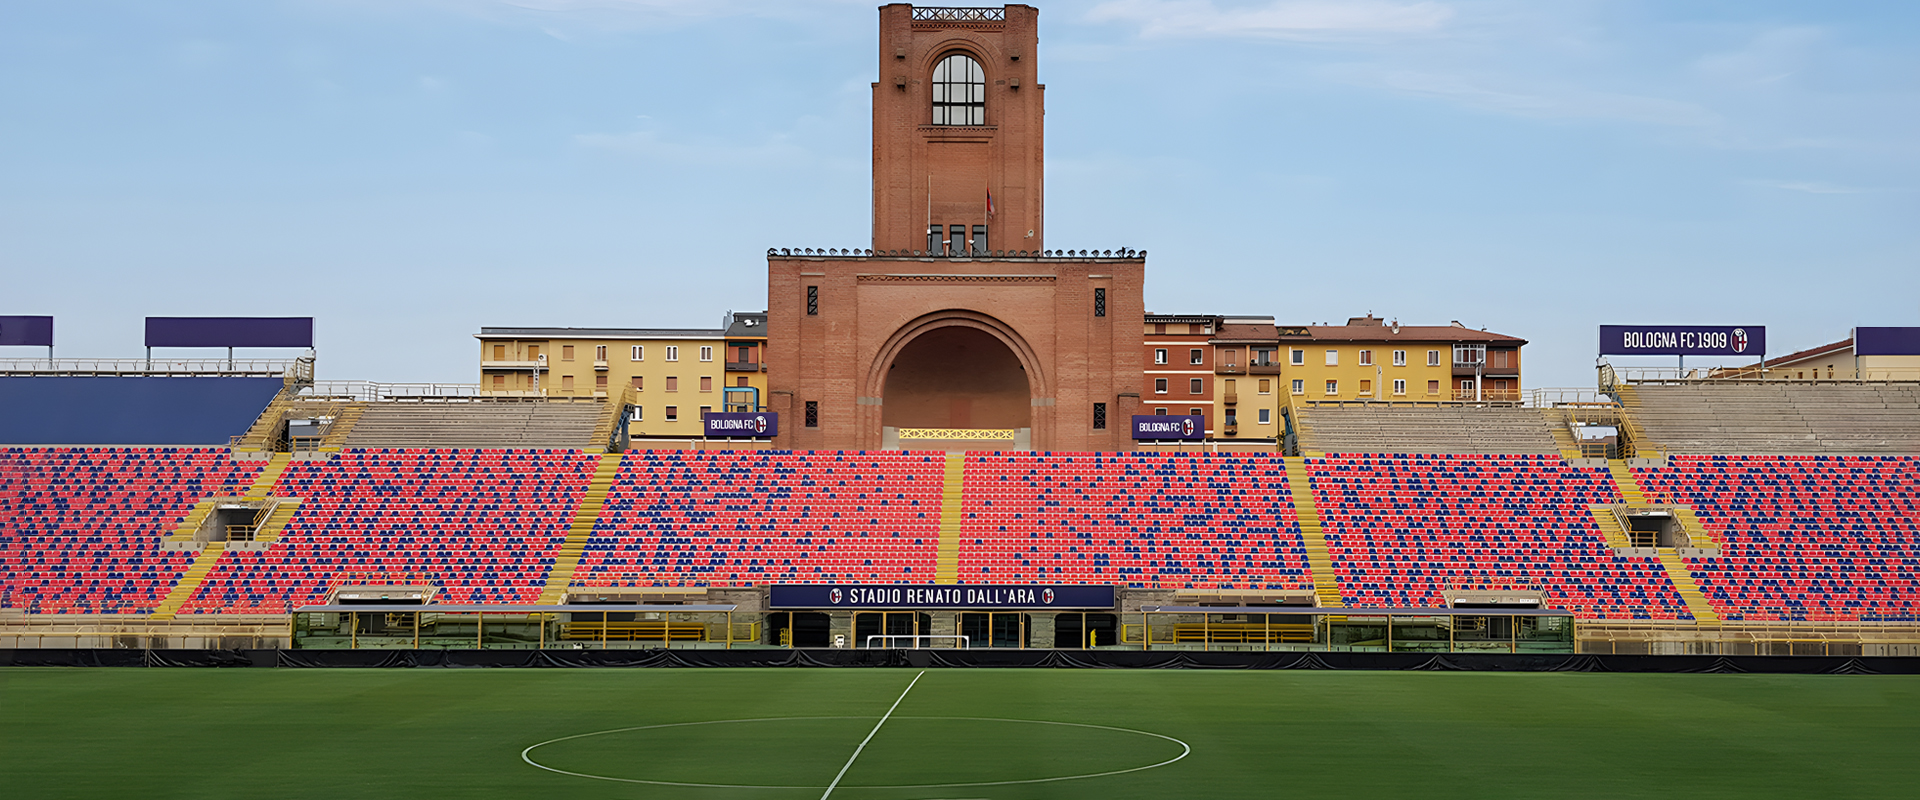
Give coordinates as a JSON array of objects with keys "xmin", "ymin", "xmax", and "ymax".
[{"xmin": 986, "ymin": 188, "xmax": 995, "ymax": 220}]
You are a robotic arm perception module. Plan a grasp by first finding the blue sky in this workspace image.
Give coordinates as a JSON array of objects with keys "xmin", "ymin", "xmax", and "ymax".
[{"xmin": 3, "ymin": 0, "xmax": 1915, "ymax": 389}]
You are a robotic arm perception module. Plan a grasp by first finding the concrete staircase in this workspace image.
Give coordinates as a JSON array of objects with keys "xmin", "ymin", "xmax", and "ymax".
[
  {"xmin": 1284, "ymin": 457, "xmax": 1343, "ymax": 607},
  {"xmin": 536, "ymin": 453, "xmax": 625, "ymax": 605},
  {"xmin": 935, "ymin": 453, "xmax": 966, "ymax": 584},
  {"xmin": 149, "ymin": 543, "xmax": 224, "ymax": 620},
  {"xmin": 1548, "ymin": 416, "xmax": 1584, "ymax": 460},
  {"xmin": 319, "ymin": 403, "xmax": 367, "ymax": 451}
]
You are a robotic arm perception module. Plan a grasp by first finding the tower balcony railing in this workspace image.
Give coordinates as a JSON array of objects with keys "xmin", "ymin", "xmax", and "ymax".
[
  {"xmin": 912, "ymin": 7, "xmax": 1006, "ymax": 22},
  {"xmin": 770, "ymin": 247, "xmax": 1145, "ymax": 260}
]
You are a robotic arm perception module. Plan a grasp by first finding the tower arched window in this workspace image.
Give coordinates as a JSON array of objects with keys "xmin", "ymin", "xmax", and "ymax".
[{"xmin": 931, "ymin": 53, "xmax": 985, "ymax": 126}]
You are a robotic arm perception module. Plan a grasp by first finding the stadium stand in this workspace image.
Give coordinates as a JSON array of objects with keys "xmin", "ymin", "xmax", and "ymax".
[
  {"xmin": 572, "ymin": 450, "xmax": 946, "ymax": 586},
  {"xmin": 957, "ymin": 452, "xmax": 1312, "ymax": 589},
  {"xmin": 1306, "ymin": 453, "xmax": 1692, "ymax": 619},
  {"xmin": 0, "ymin": 447, "xmax": 262, "ymax": 613},
  {"xmin": 1293, "ymin": 405, "xmax": 1564, "ymax": 456},
  {"xmin": 181, "ymin": 448, "xmax": 597, "ymax": 612},
  {"xmin": 340, "ymin": 403, "xmax": 602, "ymax": 449},
  {"xmin": 1634, "ymin": 454, "xmax": 1920, "ymax": 621},
  {"xmin": 1621, "ymin": 383, "xmax": 1920, "ymax": 455}
]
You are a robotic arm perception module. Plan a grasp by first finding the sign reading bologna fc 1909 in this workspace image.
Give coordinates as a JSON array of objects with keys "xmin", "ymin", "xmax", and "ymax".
[
  {"xmin": 703, "ymin": 412, "xmax": 778, "ymax": 438},
  {"xmin": 1598, "ymin": 325, "xmax": 1765, "ymax": 357},
  {"xmin": 1131, "ymin": 414, "xmax": 1204, "ymax": 441},
  {"xmin": 770, "ymin": 584, "xmax": 1116, "ymax": 610}
]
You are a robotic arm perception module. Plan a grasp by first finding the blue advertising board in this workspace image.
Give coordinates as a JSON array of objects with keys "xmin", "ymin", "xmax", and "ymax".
[
  {"xmin": 1856, "ymin": 327, "xmax": 1920, "ymax": 357},
  {"xmin": 145, "ymin": 317, "xmax": 314, "ymax": 348},
  {"xmin": 770, "ymin": 584, "xmax": 1116, "ymax": 610},
  {"xmin": 703, "ymin": 411, "xmax": 778, "ymax": 438},
  {"xmin": 1131, "ymin": 414, "xmax": 1204, "ymax": 441},
  {"xmin": 0, "ymin": 316, "xmax": 54, "ymax": 346},
  {"xmin": 1598, "ymin": 325, "xmax": 1764, "ymax": 357}
]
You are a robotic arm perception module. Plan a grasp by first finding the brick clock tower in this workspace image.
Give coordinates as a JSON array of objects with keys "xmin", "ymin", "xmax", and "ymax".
[{"xmin": 768, "ymin": 4, "xmax": 1145, "ymax": 453}]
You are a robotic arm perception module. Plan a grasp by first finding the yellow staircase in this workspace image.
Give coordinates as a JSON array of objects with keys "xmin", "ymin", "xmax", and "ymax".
[
  {"xmin": 231, "ymin": 390, "xmax": 296, "ymax": 453},
  {"xmin": 248, "ymin": 499, "xmax": 302, "ymax": 545},
  {"xmin": 1607, "ymin": 460, "xmax": 1646, "ymax": 504},
  {"xmin": 318, "ymin": 403, "xmax": 366, "ymax": 451},
  {"xmin": 1548, "ymin": 415, "xmax": 1583, "ymax": 460},
  {"xmin": 149, "ymin": 543, "xmax": 225, "ymax": 620},
  {"xmin": 536, "ymin": 453, "xmax": 625, "ymax": 604},
  {"xmin": 1671, "ymin": 506, "xmax": 1718, "ymax": 550},
  {"xmin": 935, "ymin": 453, "xmax": 966, "ymax": 584},
  {"xmin": 1587, "ymin": 505, "xmax": 1631, "ymax": 548},
  {"xmin": 1657, "ymin": 549, "xmax": 1720, "ymax": 623},
  {"xmin": 165, "ymin": 498, "xmax": 221, "ymax": 545},
  {"xmin": 1284, "ymin": 457, "xmax": 1343, "ymax": 607},
  {"xmin": 243, "ymin": 453, "xmax": 291, "ymax": 499}
]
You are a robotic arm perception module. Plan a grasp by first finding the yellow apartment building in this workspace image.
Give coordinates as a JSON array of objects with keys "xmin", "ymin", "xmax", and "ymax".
[
  {"xmin": 476, "ymin": 312, "xmax": 768, "ymax": 440},
  {"xmin": 1281, "ymin": 315, "xmax": 1526, "ymax": 405},
  {"xmin": 1207, "ymin": 316, "xmax": 1284, "ymax": 443}
]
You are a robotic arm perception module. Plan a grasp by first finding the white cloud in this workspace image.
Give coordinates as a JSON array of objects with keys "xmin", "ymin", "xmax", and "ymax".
[{"xmin": 1087, "ymin": 0, "xmax": 1453, "ymax": 41}]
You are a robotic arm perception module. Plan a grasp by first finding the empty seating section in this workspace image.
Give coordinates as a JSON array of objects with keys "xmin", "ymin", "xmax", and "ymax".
[
  {"xmin": 183, "ymin": 449, "xmax": 596, "ymax": 612},
  {"xmin": 1626, "ymin": 383, "xmax": 1920, "ymax": 454},
  {"xmin": 1309, "ymin": 454, "xmax": 1688, "ymax": 619},
  {"xmin": 0, "ymin": 447, "xmax": 261, "ymax": 613},
  {"xmin": 341, "ymin": 403, "xmax": 602, "ymax": 449},
  {"xmin": 574, "ymin": 451, "xmax": 944, "ymax": 586},
  {"xmin": 1296, "ymin": 406, "xmax": 1562, "ymax": 455},
  {"xmin": 1634, "ymin": 455, "xmax": 1920, "ymax": 621},
  {"xmin": 959, "ymin": 453, "xmax": 1310, "ymax": 589}
]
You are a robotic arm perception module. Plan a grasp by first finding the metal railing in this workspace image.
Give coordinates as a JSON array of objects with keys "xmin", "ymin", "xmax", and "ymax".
[
  {"xmin": 0, "ymin": 358, "xmax": 297, "ymax": 375},
  {"xmin": 298, "ymin": 381, "xmax": 488, "ymax": 402},
  {"xmin": 911, "ymin": 7, "xmax": 1006, "ymax": 22}
]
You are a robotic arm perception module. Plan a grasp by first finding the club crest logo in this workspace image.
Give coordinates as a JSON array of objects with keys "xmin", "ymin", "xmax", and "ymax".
[
  {"xmin": 829, "ymin": 588, "xmax": 843, "ymax": 604},
  {"xmin": 1042, "ymin": 588, "xmax": 1056, "ymax": 604},
  {"xmin": 1182, "ymin": 418, "xmax": 1195, "ymax": 437},
  {"xmin": 754, "ymin": 415, "xmax": 768, "ymax": 434},
  {"xmin": 1732, "ymin": 328, "xmax": 1749, "ymax": 354}
]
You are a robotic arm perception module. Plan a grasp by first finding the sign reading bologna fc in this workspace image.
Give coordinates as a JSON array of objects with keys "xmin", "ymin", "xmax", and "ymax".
[
  {"xmin": 1131, "ymin": 414, "xmax": 1204, "ymax": 441},
  {"xmin": 1598, "ymin": 325, "xmax": 1765, "ymax": 357},
  {"xmin": 770, "ymin": 584, "xmax": 1116, "ymax": 610},
  {"xmin": 703, "ymin": 412, "xmax": 778, "ymax": 438}
]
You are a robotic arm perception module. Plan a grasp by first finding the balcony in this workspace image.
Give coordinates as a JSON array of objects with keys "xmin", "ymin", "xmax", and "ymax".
[
  {"xmin": 593, "ymin": 360, "xmax": 608, "ymax": 371},
  {"xmin": 480, "ymin": 359, "xmax": 546, "ymax": 371},
  {"xmin": 726, "ymin": 361, "xmax": 764, "ymax": 373},
  {"xmin": 1248, "ymin": 362, "xmax": 1283, "ymax": 375},
  {"xmin": 1215, "ymin": 364, "xmax": 1246, "ymax": 375},
  {"xmin": 1222, "ymin": 391, "xmax": 1238, "ymax": 405}
]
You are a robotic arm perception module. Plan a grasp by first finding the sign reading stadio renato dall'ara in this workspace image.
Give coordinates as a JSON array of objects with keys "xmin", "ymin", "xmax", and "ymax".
[
  {"xmin": 1598, "ymin": 325, "xmax": 1765, "ymax": 357},
  {"xmin": 770, "ymin": 584, "xmax": 1116, "ymax": 610}
]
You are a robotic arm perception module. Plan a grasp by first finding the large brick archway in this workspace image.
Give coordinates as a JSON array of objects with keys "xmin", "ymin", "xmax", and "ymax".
[{"xmin": 869, "ymin": 310, "xmax": 1043, "ymax": 437}]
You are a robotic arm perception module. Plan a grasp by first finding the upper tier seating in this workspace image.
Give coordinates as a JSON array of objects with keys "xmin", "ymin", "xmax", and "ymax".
[
  {"xmin": 1295, "ymin": 406, "xmax": 1562, "ymax": 455},
  {"xmin": 183, "ymin": 448, "xmax": 596, "ymax": 612},
  {"xmin": 959, "ymin": 452, "xmax": 1311, "ymax": 589},
  {"xmin": 341, "ymin": 403, "xmax": 602, "ymax": 449},
  {"xmin": 0, "ymin": 447, "xmax": 261, "ymax": 613},
  {"xmin": 574, "ymin": 451, "xmax": 945, "ymax": 587},
  {"xmin": 1625, "ymin": 383, "xmax": 1920, "ymax": 454},
  {"xmin": 1308, "ymin": 454, "xmax": 1688, "ymax": 619},
  {"xmin": 1634, "ymin": 455, "xmax": 1920, "ymax": 621}
]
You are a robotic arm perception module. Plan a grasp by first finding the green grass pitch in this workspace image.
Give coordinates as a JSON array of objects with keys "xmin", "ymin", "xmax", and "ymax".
[{"xmin": 4, "ymin": 668, "xmax": 1918, "ymax": 799}]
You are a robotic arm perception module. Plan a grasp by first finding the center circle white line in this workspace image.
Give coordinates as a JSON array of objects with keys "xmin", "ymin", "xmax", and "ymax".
[{"xmin": 520, "ymin": 714, "xmax": 1191, "ymax": 790}]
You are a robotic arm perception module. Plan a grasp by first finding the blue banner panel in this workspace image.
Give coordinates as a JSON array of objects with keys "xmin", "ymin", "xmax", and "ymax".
[
  {"xmin": 0, "ymin": 316, "xmax": 54, "ymax": 346},
  {"xmin": 1598, "ymin": 325, "xmax": 1765, "ymax": 357},
  {"xmin": 1856, "ymin": 327, "xmax": 1920, "ymax": 356},
  {"xmin": 145, "ymin": 317, "xmax": 313, "ymax": 348},
  {"xmin": 770, "ymin": 584, "xmax": 1116, "ymax": 610},
  {"xmin": 0, "ymin": 376, "xmax": 281, "ymax": 444},
  {"xmin": 1132, "ymin": 414, "xmax": 1204, "ymax": 441},
  {"xmin": 703, "ymin": 411, "xmax": 778, "ymax": 438}
]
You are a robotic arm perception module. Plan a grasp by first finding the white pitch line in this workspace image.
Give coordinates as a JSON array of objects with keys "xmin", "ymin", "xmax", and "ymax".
[{"xmin": 819, "ymin": 670, "xmax": 926, "ymax": 800}]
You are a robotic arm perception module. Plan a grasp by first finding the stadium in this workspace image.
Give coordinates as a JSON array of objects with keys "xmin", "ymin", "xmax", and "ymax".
[{"xmin": 5, "ymin": 4, "xmax": 1920, "ymax": 798}]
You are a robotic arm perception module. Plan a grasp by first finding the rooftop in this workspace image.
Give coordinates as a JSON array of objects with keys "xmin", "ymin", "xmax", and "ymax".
[{"xmin": 476, "ymin": 327, "xmax": 725, "ymax": 340}]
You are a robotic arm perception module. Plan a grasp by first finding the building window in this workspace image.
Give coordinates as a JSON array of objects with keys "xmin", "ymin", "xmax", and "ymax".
[
  {"xmin": 1258, "ymin": 408, "xmax": 1271, "ymax": 424},
  {"xmin": 1154, "ymin": 348, "xmax": 1168, "ymax": 365},
  {"xmin": 806, "ymin": 286, "xmax": 819, "ymax": 315},
  {"xmin": 927, "ymin": 225, "xmax": 941, "ymax": 255},
  {"xmin": 1154, "ymin": 407, "xmax": 1168, "ymax": 415},
  {"xmin": 562, "ymin": 375, "xmax": 575, "ymax": 390},
  {"xmin": 562, "ymin": 345, "xmax": 575, "ymax": 362},
  {"xmin": 1393, "ymin": 379, "xmax": 1406, "ymax": 395},
  {"xmin": 1325, "ymin": 350, "xmax": 1338, "ymax": 366},
  {"xmin": 1494, "ymin": 349, "xmax": 1510, "ymax": 368},
  {"xmin": 492, "ymin": 344, "xmax": 505, "ymax": 360},
  {"xmin": 1292, "ymin": 379, "xmax": 1304, "ymax": 395},
  {"xmin": 1454, "ymin": 343, "xmax": 1486, "ymax": 366},
  {"xmin": 1359, "ymin": 379, "xmax": 1372, "ymax": 395},
  {"xmin": 972, "ymin": 225, "xmax": 988, "ymax": 255},
  {"xmin": 595, "ymin": 375, "xmax": 608, "ymax": 390},
  {"xmin": 1393, "ymin": 349, "xmax": 1406, "ymax": 367},
  {"xmin": 931, "ymin": 52, "xmax": 986, "ymax": 126},
  {"xmin": 1258, "ymin": 379, "xmax": 1271, "ymax": 394},
  {"xmin": 1252, "ymin": 348, "xmax": 1276, "ymax": 366},
  {"xmin": 665, "ymin": 406, "xmax": 678, "ymax": 422},
  {"xmin": 699, "ymin": 405, "xmax": 711, "ymax": 420},
  {"xmin": 1190, "ymin": 349, "xmax": 1204, "ymax": 365},
  {"xmin": 630, "ymin": 406, "xmax": 642, "ymax": 421},
  {"xmin": 1094, "ymin": 288, "xmax": 1106, "ymax": 317},
  {"xmin": 736, "ymin": 376, "xmax": 749, "ymax": 387},
  {"xmin": 527, "ymin": 345, "xmax": 539, "ymax": 359},
  {"xmin": 1189, "ymin": 408, "xmax": 1203, "ymax": 418},
  {"xmin": 1092, "ymin": 402, "xmax": 1107, "ymax": 430},
  {"xmin": 1427, "ymin": 380, "xmax": 1440, "ymax": 395},
  {"xmin": 1325, "ymin": 380, "xmax": 1338, "ymax": 395},
  {"xmin": 700, "ymin": 376, "xmax": 713, "ymax": 392},
  {"xmin": 1189, "ymin": 378, "xmax": 1203, "ymax": 394},
  {"xmin": 595, "ymin": 345, "xmax": 607, "ymax": 362},
  {"xmin": 1155, "ymin": 378, "xmax": 1168, "ymax": 394},
  {"xmin": 631, "ymin": 376, "xmax": 643, "ymax": 390},
  {"xmin": 700, "ymin": 346, "xmax": 713, "ymax": 362},
  {"xmin": 665, "ymin": 346, "xmax": 679, "ymax": 362},
  {"xmin": 1290, "ymin": 348, "xmax": 1305, "ymax": 366},
  {"xmin": 804, "ymin": 401, "xmax": 819, "ymax": 428},
  {"xmin": 631, "ymin": 345, "xmax": 643, "ymax": 361},
  {"xmin": 491, "ymin": 375, "xmax": 504, "ymax": 389},
  {"xmin": 738, "ymin": 345, "xmax": 751, "ymax": 363},
  {"xmin": 665, "ymin": 377, "xmax": 678, "ymax": 392},
  {"xmin": 1428, "ymin": 350, "xmax": 1441, "ymax": 367},
  {"xmin": 1358, "ymin": 350, "xmax": 1373, "ymax": 367}
]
